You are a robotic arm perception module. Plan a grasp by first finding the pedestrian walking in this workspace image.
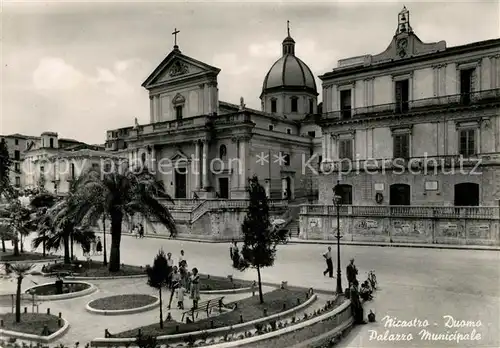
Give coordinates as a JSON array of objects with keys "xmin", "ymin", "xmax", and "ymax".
[
  {"xmin": 91, "ymin": 239, "xmax": 97, "ymax": 255},
  {"xmin": 231, "ymin": 241, "xmax": 240, "ymax": 268},
  {"xmin": 96, "ymin": 237, "xmax": 102, "ymax": 256},
  {"xmin": 346, "ymin": 258, "xmax": 358, "ymax": 287},
  {"xmin": 166, "ymin": 252, "xmax": 174, "ymax": 287},
  {"xmin": 178, "ymin": 250, "xmax": 187, "ymax": 268},
  {"xmin": 323, "ymin": 246, "xmax": 334, "ymax": 278},
  {"xmin": 139, "ymin": 224, "xmax": 144, "ymax": 238},
  {"xmin": 168, "ymin": 266, "xmax": 181, "ymax": 310}
]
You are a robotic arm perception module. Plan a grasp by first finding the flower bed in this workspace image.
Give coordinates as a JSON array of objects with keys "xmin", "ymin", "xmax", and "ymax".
[
  {"xmin": 43, "ymin": 260, "xmax": 146, "ymax": 278},
  {"xmin": 88, "ymin": 294, "xmax": 158, "ymax": 311},
  {"xmin": 114, "ymin": 288, "xmax": 308, "ymax": 338},
  {"xmin": 199, "ymin": 274, "xmax": 254, "ymax": 291},
  {"xmin": 0, "ymin": 313, "xmax": 61, "ymax": 336},
  {"xmin": 239, "ymin": 298, "xmax": 351, "ymax": 348},
  {"xmin": 26, "ymin": 282, "xmax": 90, "ymax": 296},
  {"xmin": 25, "ymin": 281, "xmax": 96, "ymax": 301}
]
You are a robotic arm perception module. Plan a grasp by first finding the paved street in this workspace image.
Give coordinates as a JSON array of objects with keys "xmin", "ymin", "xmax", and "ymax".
[{"xmin": 18, "ymin": 233, "xmax": 500, "ymax": 347}]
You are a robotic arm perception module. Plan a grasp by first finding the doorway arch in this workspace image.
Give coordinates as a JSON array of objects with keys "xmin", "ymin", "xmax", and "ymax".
[
  {"xmin": 282, "ymin": 177, "xmax": 292, "ymax": 200},
  {"xmin": 454, "ymin": 183, "xmax": 479, "ymax": 206},
  {"xmin": 390, "ymin": 184, "xmax": 410, "ymax": 205}
]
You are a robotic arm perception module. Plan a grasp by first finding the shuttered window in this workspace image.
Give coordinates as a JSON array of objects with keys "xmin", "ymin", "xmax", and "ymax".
[
  {"xmin": 338, "ymin": 139, "xmax": 353, "ymax": 160},
  {"xmin": 393, "ymin": 134, "xmax": 410, "ymax": 159}
]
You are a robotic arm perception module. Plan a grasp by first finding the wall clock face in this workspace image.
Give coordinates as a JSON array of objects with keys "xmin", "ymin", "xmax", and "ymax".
[{"xmin": 398, "ymin": 38, "xmax": 408, "ymax": 48}]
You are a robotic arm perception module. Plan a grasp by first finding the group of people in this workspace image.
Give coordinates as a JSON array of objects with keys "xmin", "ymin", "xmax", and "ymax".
[
  {"xmin": 132, "ymin": 223, "xmax": 145, "ymax": 238},
  {"xmin": 163, "ymin": 250, "xmax": 201, "ymax": 313},
  {"xmin": 229, "ymin": 240, "xmax": 243, "ymax": 268},
  {"xmin": 82, "ymin": 237, "xmax": 103, "ymax": 257},
  {"xmin": 322, "ymin": 247, "xmax": 377, "ymax": 325}
]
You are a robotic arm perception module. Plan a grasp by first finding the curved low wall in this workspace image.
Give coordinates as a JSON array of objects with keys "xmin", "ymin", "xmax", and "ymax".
[
  {"xmin": 203, "ymin": 299, "xmax": 352, "ymax": 348},
  {"xmin": 200, "ymin": 286, "xmax": 254, "ymax": 295},
  {"xmin": 91, "ymin": 293, "xmax": 318, "ymax": 346},
  {"xmin": 0, "ymin": 318, "xmax": 70, "ymax": 343},
  {"xmin": 25, "ymin": 281, "xmax": 97, "ymax": 301},
  {"xmin": 65, "ymin": 274, "xmax": 147, "ymax": 280},
  {"xmin": 85, "ymin": 296, "xmax": 160, "ymax": 316}
]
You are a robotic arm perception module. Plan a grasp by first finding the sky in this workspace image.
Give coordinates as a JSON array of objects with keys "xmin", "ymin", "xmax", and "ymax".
[{"xmin": 1, "ymin": 0, "xmax": 499, "ymax": 144}]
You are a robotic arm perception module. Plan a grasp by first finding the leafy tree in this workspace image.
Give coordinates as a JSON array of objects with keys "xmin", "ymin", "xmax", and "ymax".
[
  {"xmin": 10, "ymin": 263, "xmax": 34, "ymax": 323},
  {"xmin": 71, "ymin": 165, "xmax": 176, "ymax": 272},
  {"xmin": 0, "ymin": 138, "xmax": 13, "ymax": 199},
  {"xmin": 5, "ymin": 199, "xmax": 32, "ymax": 256},
  {"xmin": 236, "ymin": 176, "xmax": 287, "ymax": 303},
  {"xmin": 146, "ymin": 249, "xmax": 169, "ymax": 329}
]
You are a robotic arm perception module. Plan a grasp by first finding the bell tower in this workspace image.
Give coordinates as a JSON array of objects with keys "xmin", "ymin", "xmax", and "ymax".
[{"xmin": 396, "ymin": 6, "xmax": 412, "ymax": 35}]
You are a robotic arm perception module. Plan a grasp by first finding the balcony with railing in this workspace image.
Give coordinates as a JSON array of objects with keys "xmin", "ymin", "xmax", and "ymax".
[
  {"xmin": 300, "ymin": 204, "xmax": 499, "ymax": 220},
  {"xmin": 319, "ymin": 153, "xmax": 500, "ymax": 173},
  {"xmin": 321, "ymin": 89, "xmax": 500, "ymax": 122}
]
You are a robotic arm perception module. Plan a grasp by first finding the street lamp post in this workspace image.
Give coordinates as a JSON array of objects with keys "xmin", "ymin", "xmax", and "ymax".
[{"xmin": 332, "ymin": 181, "xmax": 343, "ymax": 295}]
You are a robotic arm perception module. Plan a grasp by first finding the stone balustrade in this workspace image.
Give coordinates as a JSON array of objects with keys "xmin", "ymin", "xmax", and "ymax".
[{"xmin": 299, "ymin": 204, "xmax": 500, "ymax": 245}]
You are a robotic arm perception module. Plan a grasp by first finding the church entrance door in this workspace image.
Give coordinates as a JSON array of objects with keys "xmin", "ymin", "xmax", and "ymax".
[
  {"xmin": 219, "ymin": 178, "xmax": 229, "ymax": 199},
  {"xmin": 175, "ymin": 168, "xmax": 187, "ymax": 199}
]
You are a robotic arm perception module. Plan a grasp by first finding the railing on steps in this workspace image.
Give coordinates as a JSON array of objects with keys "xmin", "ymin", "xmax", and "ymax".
[{"xmin": 188, "ymin": 199, "xmax": 289, "ymax": 224}]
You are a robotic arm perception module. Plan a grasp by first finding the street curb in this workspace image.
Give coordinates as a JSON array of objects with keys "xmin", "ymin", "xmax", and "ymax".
[
  {"xmin": 287, "ymin": 240, "xmax": 500, "ymax": 251},
  {"xmin": 92, "ymin": 231, "xmax": 500, "ymax": 250}
]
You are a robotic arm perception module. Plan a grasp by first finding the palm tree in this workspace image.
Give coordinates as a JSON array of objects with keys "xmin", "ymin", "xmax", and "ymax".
[
  {"xmin": 32, "ymin": 186, "xmax": 95, "ymax": 264},
  {"xmin": 72, "ymin": 165, "xmax": 177, "ymax": 272},
  {"xmin": 10, "ymin": 263, "xmax": 34, "ymax": 323}
]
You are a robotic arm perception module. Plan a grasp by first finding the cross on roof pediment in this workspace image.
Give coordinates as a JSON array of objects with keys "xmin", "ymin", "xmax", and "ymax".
[{"xmin": 142, "ymin": 50, "xmax": 221, "ymax": 89}]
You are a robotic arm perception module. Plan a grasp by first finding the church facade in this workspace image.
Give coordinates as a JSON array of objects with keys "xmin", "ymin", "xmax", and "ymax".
[{"xmin": 105, "ymin": 29, "xmax": 323, "ymax": 203}]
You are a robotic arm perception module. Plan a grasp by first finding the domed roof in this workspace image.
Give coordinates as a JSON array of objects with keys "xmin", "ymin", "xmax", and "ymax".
[{"xmin": 261, "ymin": 35, "xmax": 317, "ymax": 96}]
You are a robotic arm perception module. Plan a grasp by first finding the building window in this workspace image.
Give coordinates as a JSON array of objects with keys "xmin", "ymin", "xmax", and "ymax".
[
  {"xmin": 15, "ymin": 139, "xmax": 19, "ymax": 146},
  {"xmin": 338, "ymin": 139, "xmax": 353, "ymax": 160},
  {"xmin": 308, "ymin": 131, "xmax": 316, "ymax": 138},
  {"xmin": 390, "ymin": 184, "xmax": 411, "ymax": 205},
  {"xmin": 393, "ymin": 133, "xmax": 410, "ymax": 159},
  {"xmin": 268, "ymin": 125, "xmax": 274, "ymax": 131},
  {"xmin": 309, "ymin": 99, "xmax": 314, "ymax": 114},
  {"xmin": 286, "ymin": 128, "xmax": 292, "ymax": 135},
  {"xmin": 70, "ymin": 163, "xmax": 75, "ymax": 179},
  {"xmin": 459, "ymin": 129, "xmax": 475, "ymax": 157},
  {"xmin": 335, "ymin": 184, "xmax": 353, "ymax": 205},
  {"xmin": 219, "ymin": 145, "xmax": 227, "ymax": 161},
  {"xmin": 141, "ymin": 153, "xmax": 146, "ymax": 164},
  {"xmin": 460, "ymin": 68, "xmax": 475, "ymax": 105},
  {"xmin": 14, "ymin": 150, "xmax": 20, "ymax": 160},
  {"xmin": 49, "ymin": 138, "xmax": 54, "ymax": 148},
  {"xmin": 15, "ymin": 177, "xmax": 20, "ymax": 187},
  {"xmin": 92, "ymin": 163, "xmax": 99, "ymax": 169},
  {"xmin": 284, "ymin": 153, "xmax": 291, "ymax": 166},
  {"xmin": 395, "ymin": 80, "xmax": 409, "ymax": 113},
  {"xmin": 271, "ymin": 99, "xmax": 277, "ymax": 113},
  {"xmin": 175, "ymin": 105, "xmax": 183, "ymax": 120},
  {"xmin": 291, "ymin": 97, "xmax": 298, "ymax": 112},
  {"xmin": 454, "ymin": 182, "xmax": 479, "ymax": 206},
  {"xmin": 340, "ymin": 90, "xmax": 352, "ymax": 119},
  {"xmin": 14, "ymin": 163, "xmax": 20, "ymax": 172}
]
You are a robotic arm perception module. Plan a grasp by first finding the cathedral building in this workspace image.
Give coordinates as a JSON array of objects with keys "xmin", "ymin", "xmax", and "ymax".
[{"xmin": 105, "ymin": 27, "xmax": 322, "ymax": 203}]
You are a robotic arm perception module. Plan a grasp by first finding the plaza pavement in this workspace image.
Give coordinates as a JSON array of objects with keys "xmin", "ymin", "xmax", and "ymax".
[{"xmin": 16, "ymin": 233, "xmax": 500, "ymax": 347}]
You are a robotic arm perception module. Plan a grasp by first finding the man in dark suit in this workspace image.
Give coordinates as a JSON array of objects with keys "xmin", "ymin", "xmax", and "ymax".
[{"xmin": 346, "ymin": 258, "xmax": 358, "ymax": 287}]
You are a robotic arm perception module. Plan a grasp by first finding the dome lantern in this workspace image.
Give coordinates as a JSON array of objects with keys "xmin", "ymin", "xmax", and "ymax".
[{"xmin": 282, "ymin": 20, "xmax": 295, "ymax": 55}]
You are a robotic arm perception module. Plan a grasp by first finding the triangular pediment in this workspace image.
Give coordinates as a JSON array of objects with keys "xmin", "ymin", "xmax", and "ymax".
[
  {"xmin": 142, "ymin": 48, "xmax": 221, "ymax": 89},
  {"xmin": 170, "ymin": 149, "xmax": 190, "ymax": 162}
]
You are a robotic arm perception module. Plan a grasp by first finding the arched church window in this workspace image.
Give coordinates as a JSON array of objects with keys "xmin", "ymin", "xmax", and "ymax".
[
  {"xmin": 141, "ymin": 153, "xmax": 146, "ymax": 164},
  {"xmin": 271, "ymin": 99, "xmax": 277, "ymax": 113},
  {"xmin": 219, "ymin": 145, "xmax": 227, "ymax": 161},
  {"xmin": 309, "ymin": 99, "xmax": 314, "ymax": 114},
  {"xmin": 291, "ymin": 97, "xmax": 298, "ymax": 112}
]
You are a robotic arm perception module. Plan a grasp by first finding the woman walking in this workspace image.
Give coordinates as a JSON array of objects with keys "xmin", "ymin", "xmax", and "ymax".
[{"xmin": 190, "ymin": 268, "xmax": 200, "ymax": 309}]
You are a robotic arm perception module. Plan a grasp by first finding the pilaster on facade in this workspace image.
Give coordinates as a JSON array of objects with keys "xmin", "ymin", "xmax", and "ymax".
[{"xmin": 201, "ymin": 139, "xmax": 209, "ymax": 189}]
